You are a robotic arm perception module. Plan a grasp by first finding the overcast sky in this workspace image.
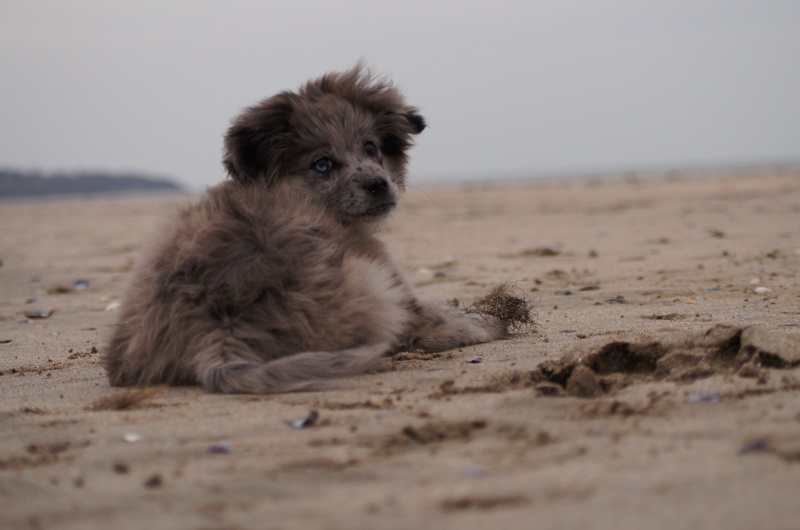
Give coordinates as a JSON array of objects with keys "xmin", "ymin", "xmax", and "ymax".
[{"xmin": 1, "ymin": 0, "xmax": 798, "ymax": 190}]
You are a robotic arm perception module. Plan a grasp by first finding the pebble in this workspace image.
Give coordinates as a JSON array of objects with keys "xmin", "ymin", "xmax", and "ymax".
[
  {"xmin": 206, "ymin": 443, "xmax": 234, "ymax": 454},
  {"xmin": 288, "ymin": 410, "xmax": 319, "ymax": 429},
  {"xmin": 463, "ymin": 467, "xmax": 490, "ymax": 479},
  {"xmin": 739, "ymin": 439, "xmax": 769, "ymax": 455},
  {"xmin": 688, "ymin": 393, "xmax": 722, "ymax": 404},
  {"xmin": 123, "ymin": 433, "xmax": 142, "ymax": 443},
  {"xmin": 754, "ymin": 287, "xmax": 772, "ymax": 295},
  {"xmin": 24, "ymin": 309, "xmax": 54, "ymax": 319},
  {"xmin": 144, "ymin": 474, "xmax": 163, "ymax": 488}
]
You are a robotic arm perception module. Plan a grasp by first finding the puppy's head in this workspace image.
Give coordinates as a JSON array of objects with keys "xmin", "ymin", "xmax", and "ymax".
[{"xmin": 223, "ymin": 65, "xmax": 425, "ymax": 225}]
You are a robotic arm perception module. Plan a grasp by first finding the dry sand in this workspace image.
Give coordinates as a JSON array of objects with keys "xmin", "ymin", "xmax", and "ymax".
[{"xmin": 1, "ymin": 173, "xmax": 799, "ymax": 529}]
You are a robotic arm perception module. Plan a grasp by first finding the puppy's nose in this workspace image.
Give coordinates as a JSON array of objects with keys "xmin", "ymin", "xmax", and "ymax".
[{"xmin": 361, "ymin": 177, "xmax": 389, "ymax": 197}]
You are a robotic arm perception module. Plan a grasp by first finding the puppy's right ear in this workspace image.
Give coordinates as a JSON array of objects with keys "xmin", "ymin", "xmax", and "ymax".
[{"xmin": 222, "ymin": 93, "xmax": 295, "ymax": 185}]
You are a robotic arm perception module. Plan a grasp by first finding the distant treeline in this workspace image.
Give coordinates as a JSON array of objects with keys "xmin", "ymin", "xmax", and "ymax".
[{"xmin": 0, "ymin": 169, "xmax": 184, "ymax": 198}]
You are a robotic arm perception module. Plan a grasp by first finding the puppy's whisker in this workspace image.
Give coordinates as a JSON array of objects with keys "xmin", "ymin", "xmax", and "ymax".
[{"xmin": 406, "ymin": 185, "xmax": 433, "ymax": 205}]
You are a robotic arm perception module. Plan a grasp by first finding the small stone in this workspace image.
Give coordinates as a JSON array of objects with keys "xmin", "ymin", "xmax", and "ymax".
[
  {"xmin": 288, "ymin": 410, "xmax": 319, "ymax": 429},
  {"xmin": 206, "ymin": 443, "xmax": 234, "ymax": 454},
  {"xmin": 688, "ymin": 393, "xmax": 722, "ymax": 404},
  {"xmin": 739, "ymin": 439, "xmax": 769, "ymax": 455},
  {"xmin": 144, "ymin": 473, "xmax": 163, "ymax": 488},
  {"xmin": 24, "ymin": 309, "xmax": 54, "ymax": 319},
  {"xmin": 463, "ymin": 467, "xmax": 489, "ymax": 479}
]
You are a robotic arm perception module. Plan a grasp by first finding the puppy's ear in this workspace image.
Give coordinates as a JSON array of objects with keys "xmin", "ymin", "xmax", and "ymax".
[
  {"xmin": 377, "ymin": 109, "xmax": 426, "ymax": 160},
  {"xmin": 404, "ymin": 112, "xmax": 426, "ymax": 135},
  {"xmin": 222, "ymin": 93, "xmax": 295, "ymax": 185}
]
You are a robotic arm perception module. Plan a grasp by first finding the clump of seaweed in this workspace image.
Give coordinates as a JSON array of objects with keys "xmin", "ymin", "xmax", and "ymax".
[{"xmin": 466, "ymin": 282, "xmax": 535, "ymax": 335}]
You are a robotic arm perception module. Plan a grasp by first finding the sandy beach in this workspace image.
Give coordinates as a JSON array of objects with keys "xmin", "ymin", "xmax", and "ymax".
[{"xmin": 1, "ymin": 173, "xmax": 799, "ymax": 529}]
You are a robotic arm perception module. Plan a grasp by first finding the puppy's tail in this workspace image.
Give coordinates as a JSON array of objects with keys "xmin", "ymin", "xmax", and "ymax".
[{"xmin": 197, "ymin": 342, "xmax": 391, "ymax": 394}]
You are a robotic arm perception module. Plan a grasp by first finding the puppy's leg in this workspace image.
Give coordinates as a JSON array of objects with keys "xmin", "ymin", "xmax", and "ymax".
[
  {"xmin": 193, "ymin": 334, "xmax": 391, "ymax": 394},
  {"xmin": 406, "ymin": 300, "xmax": 506, "ymax": 352}
]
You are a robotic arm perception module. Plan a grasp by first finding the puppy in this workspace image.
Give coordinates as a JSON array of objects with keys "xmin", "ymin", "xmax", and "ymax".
[{"xmin": 104, "ymin": 66, "xmax": 506, "ymax": 393}]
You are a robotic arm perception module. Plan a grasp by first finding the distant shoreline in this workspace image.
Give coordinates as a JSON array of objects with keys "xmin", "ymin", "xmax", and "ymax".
[
  {"xmin": 0, "ymin": 170, "xmax": 184, "ymax": 199},
  {"xmin": 0, "ymin": 188, "xmax": 191, "ymax": 205}
]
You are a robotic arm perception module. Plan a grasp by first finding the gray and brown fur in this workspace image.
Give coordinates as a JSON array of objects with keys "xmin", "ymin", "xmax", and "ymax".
[{"xmin": 104, "ymin": 66, "xmax": 505, "ymax": 394}]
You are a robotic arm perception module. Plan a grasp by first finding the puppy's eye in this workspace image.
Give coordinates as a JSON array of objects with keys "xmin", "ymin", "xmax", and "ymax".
[
  {"xmin": 313, "ymin": 158, "xmax": 334, "ymax": 174},
  {"xmin": 364, "ymin": 141, "xmax": 378, "ymax": 157}
]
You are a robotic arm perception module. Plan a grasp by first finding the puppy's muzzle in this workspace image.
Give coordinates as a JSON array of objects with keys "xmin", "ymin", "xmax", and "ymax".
[{"xmin": 361, "ymin": 177, "xmax": 389, "ymax": 197}]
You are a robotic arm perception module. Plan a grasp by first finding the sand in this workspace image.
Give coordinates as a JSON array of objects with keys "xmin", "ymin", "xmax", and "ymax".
[{"xmin": 1, "ymin": 173, "xmax": 799, "ymax": 529}]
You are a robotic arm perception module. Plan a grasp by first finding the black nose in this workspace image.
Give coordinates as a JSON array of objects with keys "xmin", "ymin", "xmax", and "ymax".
[{"xmin": 361, "ymin": 177, "xmax": 389, "ymax": 197}]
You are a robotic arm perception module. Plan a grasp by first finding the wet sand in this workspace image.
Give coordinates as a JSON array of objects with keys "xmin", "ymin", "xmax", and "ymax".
[{"xmin": 1, "ymin": 173, "xmax": 799, "ymax": 529}]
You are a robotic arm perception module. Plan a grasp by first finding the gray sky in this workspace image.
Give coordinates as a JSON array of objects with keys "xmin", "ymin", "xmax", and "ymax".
[{"xmin": 2, "ymin": 0, "xmax": 799, "ymax": 190}]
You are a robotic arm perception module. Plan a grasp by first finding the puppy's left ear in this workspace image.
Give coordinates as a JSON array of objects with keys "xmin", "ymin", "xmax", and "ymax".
[
  {"xmin": 378, "ymin": 108, "xmax": 426, "ymax": 160},
  {"xmin": 404, "ymin": 112, "xmax": 426, "ymax": 135}
]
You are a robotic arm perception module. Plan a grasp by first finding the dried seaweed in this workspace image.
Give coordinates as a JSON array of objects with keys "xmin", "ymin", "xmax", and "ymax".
[{"xmin": 466, "ymin": 282, "xmax": 535, "ymax": 334}]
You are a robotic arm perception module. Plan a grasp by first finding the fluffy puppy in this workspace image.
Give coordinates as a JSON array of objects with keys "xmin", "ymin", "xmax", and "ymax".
[{"xmin": 104, "ymin": 66, "xmax": 506, "ymax": 393}]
